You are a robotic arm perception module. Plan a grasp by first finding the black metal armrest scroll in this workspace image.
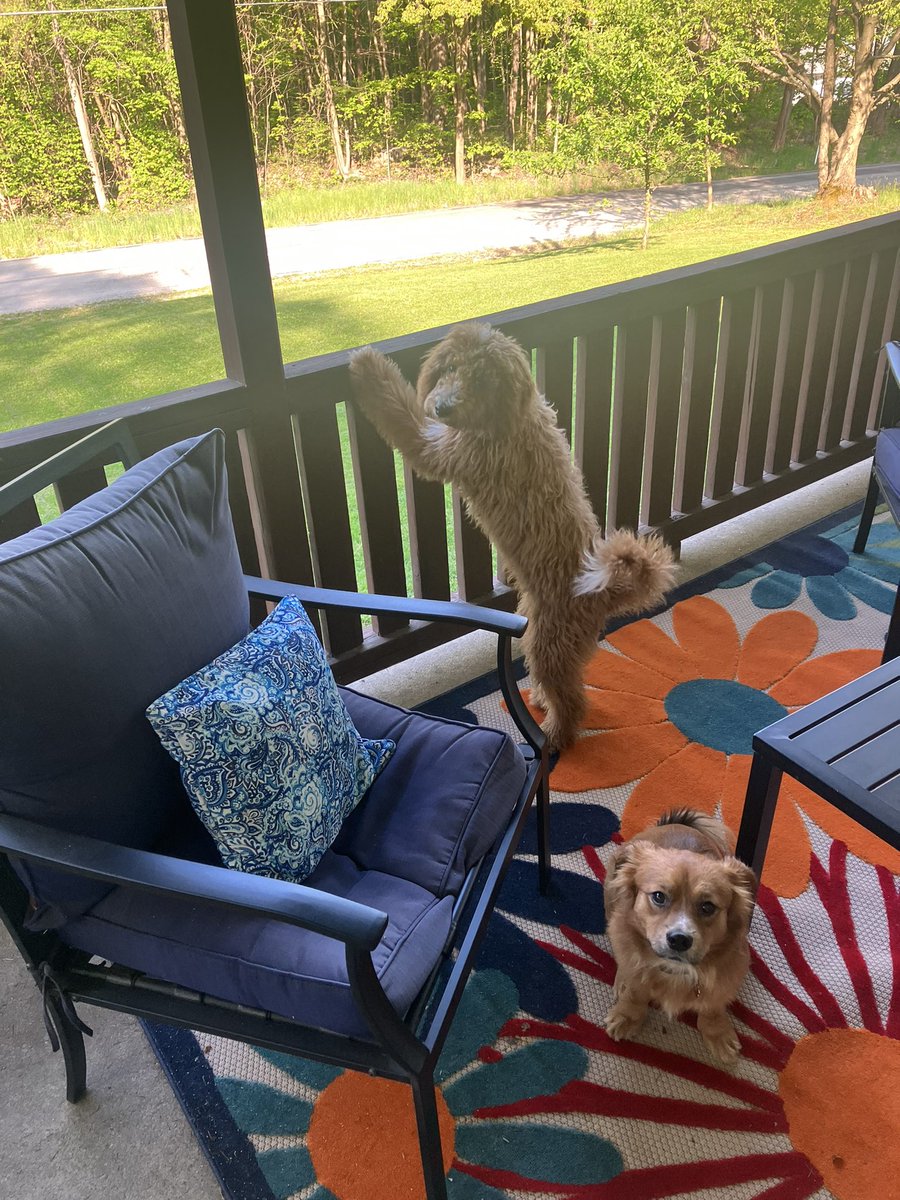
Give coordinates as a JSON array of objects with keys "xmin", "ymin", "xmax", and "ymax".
[
  {"xmin": 243, "ymin": 575, "xmax": 528, "ymax": 637},
  {"xmin": 0, "ymin": 813, "xmax": 387, "ymax": 951},
  {"xmin": 244, "ymin": 575, "xmax": 546, "ymax": 756}
]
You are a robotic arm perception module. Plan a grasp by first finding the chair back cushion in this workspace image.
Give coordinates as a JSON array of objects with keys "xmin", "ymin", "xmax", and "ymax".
[{"xmin": 0, "ymin": 429, "xmax": 248, "ymax": 927}]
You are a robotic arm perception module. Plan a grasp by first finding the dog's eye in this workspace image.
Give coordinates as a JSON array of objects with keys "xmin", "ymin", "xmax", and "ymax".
[
  {"xmin": 698, "ymin": 901, "xmax": 717, "ymax": 918},
  {"xmin": 649, "ymin": 891, "xmax": 667, "ymax": 907}
]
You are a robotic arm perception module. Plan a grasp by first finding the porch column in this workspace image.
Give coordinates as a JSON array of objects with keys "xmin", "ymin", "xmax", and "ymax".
[{"xmin": 165, "ymin": 0, "xmax": 313, "ymax": 586}]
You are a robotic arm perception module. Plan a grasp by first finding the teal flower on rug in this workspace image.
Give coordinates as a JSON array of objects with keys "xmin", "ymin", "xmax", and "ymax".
[
  {"xmin": 718, "ymin": 512, "xmax": 900, "ymax": 620},
  {"xmin": 212, "ymin": 969, "xmax": 622, "ymax": 1199}
]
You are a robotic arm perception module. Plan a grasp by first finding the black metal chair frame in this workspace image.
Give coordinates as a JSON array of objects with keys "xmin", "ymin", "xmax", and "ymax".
[
  {"xmin": 854, "ymin": 340, "xmax": 900, "ymax": 662},
  {"xmin": 0, "ymin": 420, "xmax": 551, "ymax": 1200}
]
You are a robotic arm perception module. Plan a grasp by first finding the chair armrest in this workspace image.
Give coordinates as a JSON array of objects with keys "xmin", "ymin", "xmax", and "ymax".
[
  {"xmin": 244, "ymin": 575, "xmax": 527, "ymax": 638},
  {"xmin": 0, "ymin": 813, "xmax": 387, "ymax": 952}
]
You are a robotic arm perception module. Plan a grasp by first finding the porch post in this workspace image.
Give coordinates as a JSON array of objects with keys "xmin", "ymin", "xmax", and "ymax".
[
  {"xmin": 165, "ymin": 0, "xmax": 282, "ymax": 387},
  {"xmin": 164, "ymin": 0, "xmax": 313, "ymax": 586}
]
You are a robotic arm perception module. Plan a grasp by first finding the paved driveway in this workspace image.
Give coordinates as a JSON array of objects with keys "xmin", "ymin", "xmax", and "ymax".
[{"xmin": 2, "ymin": 162, "xmax": 898, "ymax": 316}]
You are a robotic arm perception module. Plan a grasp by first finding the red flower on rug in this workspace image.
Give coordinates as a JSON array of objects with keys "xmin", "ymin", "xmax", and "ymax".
[
  {"xmin": 542, "ymin": 595, "xmax": 899, "ymax": 897},
  {"xmin": 496, "ymin": 839, "xmax": 900, "ymax": 1200}
]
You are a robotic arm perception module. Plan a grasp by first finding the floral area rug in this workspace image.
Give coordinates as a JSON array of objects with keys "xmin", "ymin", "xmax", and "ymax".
[{"xmin": 144, "ymin": 503, "xmax": 900, "ymax": 1200}]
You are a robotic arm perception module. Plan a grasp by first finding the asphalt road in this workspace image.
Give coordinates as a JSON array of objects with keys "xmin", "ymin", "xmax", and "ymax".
[{"xmin": 2, "ymin": 162, "xmax": 898, "ymax": 316}]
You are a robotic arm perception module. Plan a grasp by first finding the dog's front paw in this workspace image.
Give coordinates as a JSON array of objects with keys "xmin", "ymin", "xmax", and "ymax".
[
  {"xmin": 605, "ymin": 1003, "xmax": 645, "ymax": 1043},
  {"xmin": 699, "ymin": 1014, "xmax": 741, "ymax": 1066}
]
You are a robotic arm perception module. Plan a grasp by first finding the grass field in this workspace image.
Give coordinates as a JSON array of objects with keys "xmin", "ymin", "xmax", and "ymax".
[{"xmin": 3, "ymin": 188, "xmax": 898, "ymax": 436}]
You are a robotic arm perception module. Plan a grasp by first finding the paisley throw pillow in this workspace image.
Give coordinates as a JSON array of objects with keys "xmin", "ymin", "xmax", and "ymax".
[{"xmin": 146, "ymin": 596, "xmax": 394, "ymax": 883}]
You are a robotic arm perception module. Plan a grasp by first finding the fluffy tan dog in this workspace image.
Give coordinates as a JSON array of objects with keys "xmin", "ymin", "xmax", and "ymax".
[
  {"xmin": 604, "ymin": 809, "xmax": 757, "ymax": 1065},
  {"xmin": 349, "ymin": 322, "xmax": 675, "ymax": 751}
]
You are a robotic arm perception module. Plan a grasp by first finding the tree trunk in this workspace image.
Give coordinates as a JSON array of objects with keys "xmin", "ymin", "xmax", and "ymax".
[
  {"xmin": 507, "ymin": 27, "xmax": 520, "ymax": 145},
  {"xmin": 642, "ymin": 169, "xmax": 652, "ymax": 250},
  {"xmin": 525, "ymin": 27, "xmax": 537, "ymax": 147},
  {"xmin": 816, "ymin": 0, "xmax": 838, "ymax": 191},
  {"xmin": 819, "ymin": 10, "xmax": 878, "ymax": 194},
  {"xmin": 50, "ymin": 10, "xmax": 108, "ymax": 210},
  {"xmin": 474, "ymin": 14, "xmax": 487, "ymax": 135},
  {"xmin": 374, "ymin": 21, "xmax": 393, "ymax": 180},
  {"xmin": 315, "ymin": 0, "xmax": 350, "ymax": 180},
  {"xmin": 773, "ymin": 83, "xmax": 793, "ymax": 151},
  {"xmin": 454, "ymin": 23, "xmax": 469, "ymax": 184}
]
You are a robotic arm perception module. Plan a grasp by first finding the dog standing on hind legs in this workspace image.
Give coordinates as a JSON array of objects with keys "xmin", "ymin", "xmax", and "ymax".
[{"xmin": 349, "ymin": 322, "xmax": 676, "ymax": 751}]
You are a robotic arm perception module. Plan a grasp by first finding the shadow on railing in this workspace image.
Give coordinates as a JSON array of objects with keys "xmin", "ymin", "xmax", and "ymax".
[{"xmin": 2, "ymin": 212, "xmax": 898, "ymax": 681}]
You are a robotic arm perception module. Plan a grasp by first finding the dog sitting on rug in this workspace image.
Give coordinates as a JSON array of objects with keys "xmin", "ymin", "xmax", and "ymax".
[
  {"xmin": 604, "ymin": 809, "xmax": 757, "ymax": 1065},
  {"xmin": 349, "ymin": 322, "xmax": 675, "ymax": 751}
]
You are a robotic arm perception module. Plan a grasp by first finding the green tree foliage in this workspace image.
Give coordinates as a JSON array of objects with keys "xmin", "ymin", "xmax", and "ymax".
[
  {"xmin": 0, "ymin": 0, "xmax": 891, "ymax": 219},
  {"xmin": 722, "ymin": 0, "xmax": 900, "ymax": 194}
]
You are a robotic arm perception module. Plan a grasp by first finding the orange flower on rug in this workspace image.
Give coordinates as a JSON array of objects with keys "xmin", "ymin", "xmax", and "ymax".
[{"xmin": 546, "ymin": 595, "xmax": 899, "ymax": 897}]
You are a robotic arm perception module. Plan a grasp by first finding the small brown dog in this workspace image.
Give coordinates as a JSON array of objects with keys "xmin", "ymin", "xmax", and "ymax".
[
  {"xmin": 604, "ymin": 809, "xmax": 756, "ymax": 1065},
  {"xmin": 349, "ymin": 322, "xmax": 675, "ymax": 751}
]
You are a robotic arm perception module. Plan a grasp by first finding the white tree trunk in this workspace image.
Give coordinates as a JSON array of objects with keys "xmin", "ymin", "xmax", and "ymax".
[{"xmin": 50, "ymin": 10, "xmax": 108, "ymax": 210}]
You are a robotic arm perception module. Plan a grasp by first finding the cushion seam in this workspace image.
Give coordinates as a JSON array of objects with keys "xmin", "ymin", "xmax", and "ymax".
[
  {"xmin": 0, "ymin": 430, "xmax": 219, "ymax": 567},
  {"xmin": 437, "ymin": 736, "xmax": 511, "ymax": 895}
]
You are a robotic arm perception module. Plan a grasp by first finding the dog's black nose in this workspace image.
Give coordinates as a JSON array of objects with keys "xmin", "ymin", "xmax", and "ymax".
[{"xmin": 666, "ymin": 931, "xmax": 693, "ymax": 953}]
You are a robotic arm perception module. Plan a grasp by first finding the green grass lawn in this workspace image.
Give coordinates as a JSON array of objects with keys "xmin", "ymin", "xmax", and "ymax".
[{"xmin": 3, "ymin": 189, "xmax": 898, "ymax": 436}]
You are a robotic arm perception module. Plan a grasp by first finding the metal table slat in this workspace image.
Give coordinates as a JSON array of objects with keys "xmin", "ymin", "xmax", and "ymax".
[{"xmin": 792, "ymin": 678, "xmax": 900, "ymax": 762}]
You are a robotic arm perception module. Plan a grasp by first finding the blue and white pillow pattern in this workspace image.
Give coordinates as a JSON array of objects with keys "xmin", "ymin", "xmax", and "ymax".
[{"xmin": 146, "ymin": 596, "xmax": 394, "ymax": 884}]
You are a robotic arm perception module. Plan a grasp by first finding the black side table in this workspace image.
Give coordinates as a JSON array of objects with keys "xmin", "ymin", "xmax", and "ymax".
[{"xmin": 736, "ymin": 655, "xmax": 900, "ymax": 880}]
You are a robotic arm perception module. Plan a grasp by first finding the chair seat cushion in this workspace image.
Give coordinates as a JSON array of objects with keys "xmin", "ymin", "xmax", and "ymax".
[
  {"xmin": 875, "ymin": 427, "xmax": 900, "ymax": 522},
  {"xmin": 146, "ymin": 598, "xmax": 395, "ymax": 885},
  {"xmin": 57, "ymin": 696, "xmax": 527, "ymax": 1036}
]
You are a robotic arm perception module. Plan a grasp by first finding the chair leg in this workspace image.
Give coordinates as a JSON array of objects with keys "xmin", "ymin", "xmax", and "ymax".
[
  {"xmin": 536, "ymin": 765, "xmax": 551, "ymax": 895},
  {"xmin": 883, "ymin": 585, "xmax": 900, "ymax": 663},
  {"xmin": 410, "ymin": 1070, "xmax": 448, "ymax": 1200},
  {"xmin": 735, "ymin": 753, "xmax": 783, "ymax": 885},
  {"xmin": 44, "ymin": 992, "xmax": 88, "ymax": 1103},
  {"xmin": 853, "ymin": 467, "xmax": 881, "ymax": 554}
]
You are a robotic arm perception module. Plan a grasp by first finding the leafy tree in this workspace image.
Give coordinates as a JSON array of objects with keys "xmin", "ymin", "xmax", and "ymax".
[
  {"xmin": 552, "ymin": 0, "xmax": 708, "ymax": 246},
  {"xmin": 728, "ymin": 0, "xmax": 900, "ymax": 194}
]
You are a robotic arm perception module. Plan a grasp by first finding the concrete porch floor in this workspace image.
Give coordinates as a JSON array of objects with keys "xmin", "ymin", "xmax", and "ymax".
[{"xmin": 0, "ymin": 459, "xmax": 874, "ymax": 1200}]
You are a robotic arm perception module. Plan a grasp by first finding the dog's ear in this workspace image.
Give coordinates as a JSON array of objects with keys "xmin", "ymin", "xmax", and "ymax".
[
  {"xmin": 722, "ymin": 857, "xmax": 757, "ymax": 932},
  {"xmin": 603, "ymin": 842, "xmax": 642, "ymax": 920}
]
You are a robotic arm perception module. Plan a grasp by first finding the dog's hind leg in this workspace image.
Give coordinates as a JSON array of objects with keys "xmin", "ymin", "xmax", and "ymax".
[{"xmin": 523, "ymin": 614, "xmax": 591, "ymax": 752}]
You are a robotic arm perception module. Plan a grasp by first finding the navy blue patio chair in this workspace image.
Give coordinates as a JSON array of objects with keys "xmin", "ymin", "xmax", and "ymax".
[
  {"xmin": 0, "ymin": 420, "xmax": 550, "ymax": 1200},
  {"xmin": 854, "ymin": 340, "xmax": 900, "ymax": 662}
]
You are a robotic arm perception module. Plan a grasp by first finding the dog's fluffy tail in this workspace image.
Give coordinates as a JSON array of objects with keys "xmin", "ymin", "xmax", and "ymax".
[{"xmin": 572, "ymin": 528, "xmax": 676, "ymax": 616}]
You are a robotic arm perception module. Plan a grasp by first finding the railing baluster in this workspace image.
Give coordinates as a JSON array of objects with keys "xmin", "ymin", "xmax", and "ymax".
[
  {"xmin": 378, "ymin": 344, "xmax": 452, "ymax": 601},
  {"xmin": 643, "ymin": 308, "xmax": 686, "ymax": 529},
  {"xmin": 0, "ymin": 498, "xmax": 41, "ymax": 541},
  {"xmin": 794, "ymin": 263, "xmax": 844, "ymax": 463},
  {"xmin": 54, "ymin": 465, "xmax": 109, "ymax": 511},
  {"xmin": 536, "ymin": 337, "xmax": 575, "ymax": 442},
  {"xmin": 452, "ymin": 487, "xmax": 494, "ymax": 601},
  {"xmin": 768, "ymin": 272, "xmax": 814, "ymax": 473},
  {"xmin": 609, "ymin": 317, "xmax": 652, "ymax": 531},
  {"xmin": 740, "ymin": 281, "xmax": 784, "ymax": 488},
  {"xmin": 821, "ymin": 255, "xmax": 870, "ymax": 452},
  {"xmin": 706, "ymin": 289, "xmax": 755, "ymax": 500},
  {"xmin": 866, "ymin": 247, "xmax": 900, "ymax": 432},
  {"xmin": 674, "ymin": 297, "xmax": 720, "ymax": 515},
  {"xmin": 346, "ymin": 400, "xmax": 409, "ymax": 637},
  {"xmin": 293, "ymin": 384, "xmax": 362, "ymax": 657},
  {"xmin": 573, "ymin": 329, "xmax": 614, "ymax": 532}
]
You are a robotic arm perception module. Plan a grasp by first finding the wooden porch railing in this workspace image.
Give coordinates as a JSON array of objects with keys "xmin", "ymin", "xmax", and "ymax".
[
  {"xmin": 1, "ymin": 1, "xmax": 897, "ymax": 683},
  {"xmin": 2, "ymin": 212, "xmax": 898, "ymax": 681}
]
